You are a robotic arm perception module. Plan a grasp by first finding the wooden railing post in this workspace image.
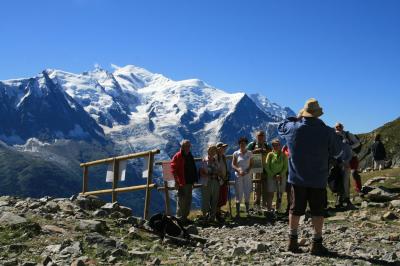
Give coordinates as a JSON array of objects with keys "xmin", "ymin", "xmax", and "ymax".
[
  {"xmin": 82, "ymin": 166, "xmax": 89, "ymax": 194},
  {"xmin": 144, "ymin": 152, "xmax": 154, "ymax": 219},
  {"xmin": 164, "ymin": 181, "xmax": 171, "ymax": 215},
  {"xmin": 112, "ymin": 158, "xmax": 119, "ymax": 203}
]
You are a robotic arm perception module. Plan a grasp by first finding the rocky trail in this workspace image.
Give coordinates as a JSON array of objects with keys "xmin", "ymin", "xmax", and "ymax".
[{"xmin": 1, "ymin": 176, "xmax": 400, "ymax": 266}]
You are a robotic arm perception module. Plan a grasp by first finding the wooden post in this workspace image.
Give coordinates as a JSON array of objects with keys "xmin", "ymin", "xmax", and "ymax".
[
  {"xmin": 82, "ymin": 166, "xmax": 89, "ymax": 194},
  {"xmin": 112, "ymin": 159, "xmax": 119, "ymax": 203},
  {"xmin": 144, "ymin": 152, "xmax": 154, "ymax": 219},
  {"xmin": 164, "ymin": 181, "xmax": 171, "ymax": 215}
]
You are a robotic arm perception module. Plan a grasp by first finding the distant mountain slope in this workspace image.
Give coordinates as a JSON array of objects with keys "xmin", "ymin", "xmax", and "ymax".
[{"xmin": 358, "ymin": 117, "xmax": 400, "ymax": 169}]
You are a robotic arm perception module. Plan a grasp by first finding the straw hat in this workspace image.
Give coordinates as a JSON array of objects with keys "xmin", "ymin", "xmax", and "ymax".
[
  {"xmin": 216, "ymin": 142, "xmax": 228, "ymax": 148},
  {"xmin": 299, "ymin": 98, "xmax": 323, "ymax": 118}
]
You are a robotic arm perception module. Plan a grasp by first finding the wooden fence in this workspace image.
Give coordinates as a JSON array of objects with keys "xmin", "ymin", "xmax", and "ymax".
[
  {"xmin": 79, "ymin": 149, "xmax": 160, "ymax": 219},
  {"xmin": 80, "ymin": 151, "xmax": 262, "ymax": 219}
]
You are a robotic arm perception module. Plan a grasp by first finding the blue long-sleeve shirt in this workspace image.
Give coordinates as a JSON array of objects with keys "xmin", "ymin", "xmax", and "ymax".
[{"xmin": 278, "ymin": 117, "xmax": 342, "ymax": 188}]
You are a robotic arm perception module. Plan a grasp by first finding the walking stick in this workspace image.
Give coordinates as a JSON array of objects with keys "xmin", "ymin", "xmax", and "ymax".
[
  {"xmin": 276, "ymin": 176, "xmax": 282, "ymax": 211},
  {"xmin": 228, "ymin": 177, "xmax": 232, "ymax": 218}
]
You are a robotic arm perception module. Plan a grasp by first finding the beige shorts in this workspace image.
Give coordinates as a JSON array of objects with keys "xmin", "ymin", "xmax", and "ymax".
[{"xmin": 266, "ymin": 175, "xmax": 286, "ymax": 192}]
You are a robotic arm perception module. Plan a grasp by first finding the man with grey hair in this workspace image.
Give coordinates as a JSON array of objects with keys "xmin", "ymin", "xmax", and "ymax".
[
  {"xmin": 171, "ymin": 140, "xmax": 198, "ymax": 224},
  {"xmin": 247, "ymin": 130, "xmax": 271, "ymax": 211}
]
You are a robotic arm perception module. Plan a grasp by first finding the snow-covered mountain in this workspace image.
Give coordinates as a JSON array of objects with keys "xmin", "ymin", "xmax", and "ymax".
[
  {"xmin": 0, "ymin": 64, "xmax": 295, "ymax": 213},
  {"xmin": 0, "ymin": 65, "xmax": 294, "ymax": 157}
]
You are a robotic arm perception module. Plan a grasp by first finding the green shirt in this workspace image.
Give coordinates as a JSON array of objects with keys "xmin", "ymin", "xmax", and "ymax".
[{"xmin": 264, "ymin": 150, "xmax": 288, "ymax": 178}]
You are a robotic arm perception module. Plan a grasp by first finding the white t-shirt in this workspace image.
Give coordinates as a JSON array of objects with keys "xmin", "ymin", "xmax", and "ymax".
[{"xmin": 232, "ymin": 150, "xmax": 252, "ymax": 178}]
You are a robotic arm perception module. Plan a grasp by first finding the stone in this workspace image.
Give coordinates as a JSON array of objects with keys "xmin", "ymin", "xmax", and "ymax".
[
  {"xmin": 367, "ymin": 202, "xmax": 386, "ymax": 208},
  {"xmin": 364, "ymin": 177, "xmax": 388, "ymax": 186},
  {"xmin": 60, "ymin": 241, "xmax": 82, "ymax": 256},
  {"xmin": 151, "ymin": 244, "xmax": 163, "ymax": 252},
  {"xmin": 76, "ymin": 219, "xmax": 108, "ymax": 233},
  {"xmin": 111, "ymin": 248, "xmax": 127, "ymax": 258},
  {"xmin": 7, "ymin": 243, "xmax": 27, "ymax": 253},
  {"xmin": 390, "ymin": 200, "xmax": 400, "ymax": 208},
  {"xmin": 366, "ymin": 187, "xmax": 398, "ymax": 202},
  {"xmin": 110, "ymin": 211, "xmax": 125, "ymax": 219},
  {"xmin": 119, "ymin": 206, "xmax": 132, "ymax": 217},
  {"xmin": 108, "ymin": 256, "xmax": 118, "ymax": 263},
  {"xmin": 41, "ymin": 256, "xmax": 53, "ymax": 265},
  {"xmin": 57, "ymin": 201, "xmax": 75, "ymax": 214},
  {"xmin": 382, "ymin": 211, "xmax": 398, "ymax": 220},
  {"xmin": 327, "ymin": 215, "xmax": 347, "ymax": 222},
  {"xmin": 46, "ymin": 244, "xmax": 62, "ymax": 253},
  {"xmin": 28, "ymin": 201, "xmax": 42, "ymax": 209},
  {"xmin": 382, "ymin": 252, "xmax": 397, "ymax": 262},
  {"xmin": 2, "ymin": 259, "xmax": 18, "ymax": 266},
  {"xmin": 231, "ymin": 246, "xmax": 245, "ymax": 256},
  {"xmin": 369, "ymin": 215, "xmax": 382, "ymax": 222},
  {"xmin": 127, "ymin": 226, "xmax": 141, "ymax": 239},
  {"xmin": 101, "ymin": 202, "xmax": 120, "ymax": 213},
  {"xmin": 92, "ymin": 209, "xmax": 107, "ymax": 217},
  {"xmin": 128, "ymin": 250, "xmax": 153, "ymax": 258},
  {"xmin": 43, "ymin": 201, "xmax": 60, "ymax": 213},
  {"xmin": 254, "ymin": 242, "xmax": 269, "ymax": 252},
  {"xmin": 85, "ymin": 232, "xmax": 116, "ymax": 248},
  {"xmin": 0, "ymin": 212, "xmax": 27, "ymax": 226},
  {"xmin": 151, "ymin": 258, "xmax": 161, "ymax": 265},
  {"xmin": 42, "ymin": 225, "xmax": 66, "ymax": 234},
  {"xmin": 75, "ymin": 195, "xmax": 105, "ymax": 211},
  {"xmin": 337, "ymin": 226, "xmax": 348, "ymax": 233},
  {"xmin": 21, "ymin": 262, "xmax": 36, "ymax": 266}
]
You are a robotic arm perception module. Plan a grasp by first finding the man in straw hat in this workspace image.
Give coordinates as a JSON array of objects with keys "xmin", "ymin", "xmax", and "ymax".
[{"xmin": 278, "ymin": 98, "xmax": 342, "ymax": 255}]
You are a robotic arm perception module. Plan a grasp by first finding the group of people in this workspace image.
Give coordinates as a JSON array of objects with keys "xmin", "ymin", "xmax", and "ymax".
[
  {"xmin": 170, "ymin": 98, "xmax": 388, "ymax": 255},
  {"xmin": 170, "ymin": 134, "xmax": 289, "ymax": 224}
]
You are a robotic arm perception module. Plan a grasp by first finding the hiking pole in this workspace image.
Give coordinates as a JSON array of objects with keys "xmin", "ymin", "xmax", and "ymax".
[
  {"xmin": 276, "ymin": 176, "xmax": 282, "ymax": 212},
  {"xmin": 228, "ymin": 178, "xmax": 232, "ymax": 218}
]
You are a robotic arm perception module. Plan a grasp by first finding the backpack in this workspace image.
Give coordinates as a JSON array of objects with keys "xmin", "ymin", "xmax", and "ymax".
[
  {"xmin": 328, "ymin": 161, "xmax": 344, "ymax": 193},
  {"xmin": 148, "ymin": 213, "xmax": 189, "ymax": 239},
  {"xmin": 345, "ymin": 131, "xmax": 362, "ymax": 154}
]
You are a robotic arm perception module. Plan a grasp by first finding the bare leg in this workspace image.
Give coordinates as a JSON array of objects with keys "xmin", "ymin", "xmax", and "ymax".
[
  {"xmin": 311, "ymin": 216, "xmax": 324, "ymax": 236},
  {"xmin": 289, "ymin": 213, "xmax": 300, "ymax": 232}
]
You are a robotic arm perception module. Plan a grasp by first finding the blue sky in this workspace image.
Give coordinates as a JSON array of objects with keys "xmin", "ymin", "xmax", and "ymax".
[{"xmin": 1, "ymin": 0, "xmax": 399, "ymax": 133}]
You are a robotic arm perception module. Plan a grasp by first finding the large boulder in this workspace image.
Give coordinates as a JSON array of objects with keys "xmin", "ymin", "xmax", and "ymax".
[
  {"xmin": 0, "ymin": 212, "xmax": 27, "ymax": 226},
  {"xmin": 365, "ymin": 187, "xmax": 399, "ymax": 202}
]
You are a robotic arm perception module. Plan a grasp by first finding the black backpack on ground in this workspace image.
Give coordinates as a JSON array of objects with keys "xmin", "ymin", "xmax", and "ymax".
[
  {"xmin": 328, "ymin": 160, "xmax": 344, "ymax": 193},
  {"xmin": 148, "ymin": 213, "xmax": 189, "ymax": 239}
]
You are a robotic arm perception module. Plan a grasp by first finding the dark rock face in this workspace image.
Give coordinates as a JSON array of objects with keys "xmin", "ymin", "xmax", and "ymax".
[
  {"xmin": 0, "ymin": 72, "xmax": 105, "ymax": 144},
  {"xmin": 219, "ymin": 94, "xmax": 274, "ymax": 150}
]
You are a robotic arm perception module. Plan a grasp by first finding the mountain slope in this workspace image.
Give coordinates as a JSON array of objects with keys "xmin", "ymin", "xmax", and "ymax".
[{"xmin": 358, "ymin": 117, "xmax": 400, "ymax": 169}]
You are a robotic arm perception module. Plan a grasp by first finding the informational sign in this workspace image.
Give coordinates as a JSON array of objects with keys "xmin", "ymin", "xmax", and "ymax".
[
  {"xmin": 251, "ymin": 153, "xmax": 263, "ymax": 174},
  {"xmin": 106, "ymin": 160, "xmax": 127, "ymax": 182},
  {"xmin": 162, "ymin": 162, "xmax": 174, "ymax": 181},
  {"xmin": 142, "ymin": 157, "xmax": 149, "ymax": 179}
]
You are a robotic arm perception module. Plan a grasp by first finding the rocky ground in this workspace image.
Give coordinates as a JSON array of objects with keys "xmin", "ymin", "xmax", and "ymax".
[{"xmin": 1, "ymin": 176, "xmax": 400, "ymax": 266}]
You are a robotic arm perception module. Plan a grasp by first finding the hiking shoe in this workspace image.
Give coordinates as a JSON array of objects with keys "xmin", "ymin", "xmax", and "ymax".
[
  {"xmin": 287, "ymin": 236, "xmax": 301, "ymax": 253},
  {"xmin": 310, "ymin": 239, "xmax": 329, "ymax": 256}
]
